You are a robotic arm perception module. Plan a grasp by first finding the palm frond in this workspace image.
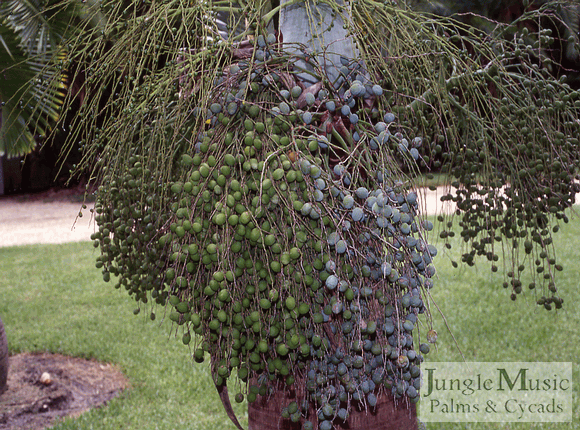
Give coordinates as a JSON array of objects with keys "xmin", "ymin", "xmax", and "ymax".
[
  {"xmin": 0, "ymin": 0, "xmax": 83, "ymax": 56},
  {"xmin": 0, "ymin": 0, "xmax": 89, "ymax": 157}
]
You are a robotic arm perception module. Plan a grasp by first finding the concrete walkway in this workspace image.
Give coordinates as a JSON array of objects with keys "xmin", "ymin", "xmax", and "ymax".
[
  {"xmin": 0, "ymin": 197, "xmax": 96, "ymax": 248},
  {"xmin": 0, "ymin": 188, "xmax": 452, "ymax": 248}
]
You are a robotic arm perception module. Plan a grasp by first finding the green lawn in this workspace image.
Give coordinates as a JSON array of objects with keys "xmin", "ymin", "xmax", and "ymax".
[
  {"xmin": 419, "ymin": 208, "xmax": 580, "ymax": 430},
  {"xmin": 0, "ymin": 209, "xmax": 578, "ymax": 429},
  {"xmin": 0, "ymin": 242, "xmax": 247, "ymax": 430}
]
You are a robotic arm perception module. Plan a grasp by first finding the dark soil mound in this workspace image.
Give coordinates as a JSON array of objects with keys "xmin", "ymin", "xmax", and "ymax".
[{"xmin": 0, "ymin": 352, "xmax": 129, "ymax": 430}]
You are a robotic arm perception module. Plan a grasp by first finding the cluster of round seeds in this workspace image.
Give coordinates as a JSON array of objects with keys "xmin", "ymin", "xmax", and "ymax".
[
  {"xmin": 92, "ymin": 46, "xmax": 437, "ymax": 429},
  {"xmin": 384, "ymin": 23, "xmax": 580, "ymax": 308}
]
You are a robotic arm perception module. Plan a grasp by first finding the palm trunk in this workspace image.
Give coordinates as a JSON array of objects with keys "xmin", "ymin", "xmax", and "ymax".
[
  {"xmin": 0, "ymin": 315, "xmax": 9, "ymax": 394},
  {"xmin": 244, "ymin": 3, "xmax": 419, "ymax": 429},
  {"xmin": 279, "ymin": 0, "xmax": 356, "ymax": 85},
  {"xmin": 247, "ymin": 378, "xmax": 417, "ymax": 430},
  {"xmin": 0, "ymin": 155, "xmax": 5, "ymax": 195}
]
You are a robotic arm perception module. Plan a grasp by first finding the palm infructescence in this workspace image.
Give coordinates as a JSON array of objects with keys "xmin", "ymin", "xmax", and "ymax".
[{"xmin": 15, "ymin": 1, "xmax": 580, "ymax": 429}]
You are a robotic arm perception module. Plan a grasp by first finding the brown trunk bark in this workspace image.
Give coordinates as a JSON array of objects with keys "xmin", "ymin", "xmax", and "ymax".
[
  {"xmin": 247, "ymin": 382, "xmax": 417, "ymax": 430},
  {"xmin": 0, "ymin": 315, "xmax": 8, "ymax": 394}
]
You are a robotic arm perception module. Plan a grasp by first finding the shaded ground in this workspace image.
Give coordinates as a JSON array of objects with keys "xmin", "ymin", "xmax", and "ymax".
[{"xmin": 0, "ymin": 352, "xmax": 129, "ymax": 430}]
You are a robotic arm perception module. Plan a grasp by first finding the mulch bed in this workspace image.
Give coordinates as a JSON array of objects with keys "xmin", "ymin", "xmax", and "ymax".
[{"xmin": 0, "ymin": 352, "xmax": 129, "ymax": 430}]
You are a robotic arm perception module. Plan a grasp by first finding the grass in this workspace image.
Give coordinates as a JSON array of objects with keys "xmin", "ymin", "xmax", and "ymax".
[
  {"xmin": 0, "ymin": 242, "xmax": 247, "ymax": 430},
  {"xmin": 416, "ymin": 172, "xmax": 451, "ymax": 189},
  {"xmin": 1, "ymin": 209, "xmax": 579, "ymax": 429},
  {"xmin": 419, "ymin": 208, "xmax": 580, "ymax": 429}
]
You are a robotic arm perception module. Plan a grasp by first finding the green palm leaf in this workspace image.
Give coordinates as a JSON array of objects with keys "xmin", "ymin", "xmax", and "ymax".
[
  {"xmin": 0, "ymin": 21, "xmax": 38, "ymax": 156},
  {"xmin": 0, "ymin": 0, "xmax": 86, "ymax": 157}
]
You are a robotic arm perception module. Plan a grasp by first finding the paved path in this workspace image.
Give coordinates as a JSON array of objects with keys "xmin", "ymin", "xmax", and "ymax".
[
  {"xmin": 0, "ymin": 197, "xmax": 96, "ymax": 248},
  {"xmin": 0, "ymin": 189, "xmax": 453, "ymax": 248}
]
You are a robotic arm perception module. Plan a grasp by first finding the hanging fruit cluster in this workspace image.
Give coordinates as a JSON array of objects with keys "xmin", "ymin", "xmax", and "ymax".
[
  {"xmin": 426, "ymin": 24, "xmax": 580, "ymax": 309},
  {"xmin": 87, "ymin": 4, "xmax": 580, "ymax": 427},
  {"xmin": 92, "ymin": 34, "xmax": 436, "ymax": 429}
]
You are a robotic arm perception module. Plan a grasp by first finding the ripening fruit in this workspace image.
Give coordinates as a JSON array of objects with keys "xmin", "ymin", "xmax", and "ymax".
[
  {"xmin": 355, "ymin": 187, "xmax": 369, "ymax": 199},
  {"xmin": 397, "ymin": 355, "xmax": 409, "ymax": 368},
  {"xmin": 279, "ymin": 102, "xmax": 290, "ymax": 114},
  {"xmin": 319, "ymin": 421, "xmax": 332, "ymax": 430},
  {"xmin": 343, "ymin": 195, "xmax": 355, "ymax": 209},
  {"xmin": 285, "ymin": 296, "xmax": 296, "ymax": 310},
  {"xmin": 350, "ymin": 81, "xmax": 365, "ymax": 97},
  {"xmin": 210, "ymin": 103, "xmax": 222, "ymax": 114},
  {"xmin": 375, "ymin": 121, "xmax": 386, "ymax": 132},
  {"xmin": 407, "ymin": 386, "xmax": 418, "ymax": 398},
  {"xmin": 336, "ymin": 240, "xmax": 347, "ymax": 254},
  {"xmin": 351, "ymin": 207, "xmax": 364, "ymax": 222},
  {"xmin": 325, "ymin": 275, "xmax": 339, "ymax": 289},
  {"xmin": 291, "ymin": 85, "xmax": 302, "ymax": 98}
]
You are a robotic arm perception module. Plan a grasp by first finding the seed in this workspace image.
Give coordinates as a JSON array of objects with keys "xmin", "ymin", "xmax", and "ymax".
[
  {"xmin": 276, "ymin": 343, "xmax": 289, "ymax": 356},
  {"xmin": 351, "ymin": 207, "xmax": 364, "ymax": 222},
  {"xmin": 285, "ymin": 296, "xmax": 296, "ymax": 310},
  {"xmin": 171, "ymin": 183, "xmax": 183, "ymax": 194},
  {"xmin": 270, "ymin": 261, "xmax": 281, "ymax": 272},
  {"xmin": 260, "ymin": 298, "xmax": 272, "ymax": 310},
  {"xmin": 310, "ymin": 165, "xmax": 321, "ymax": 178},
  {"xmin": 384, "ymin": 112, "xmax": 395, "ymax": 123},
  {"xmin": 213, "ymin": 213, "xmax": 226, "ymax": 225},
  {"xmin": 291, "ymin": 86, "xmax": 302, "ymax": 98},
  {"xmin": 326, "ymin": 275, "xmax": 339, "ymax": 289},
  {"xmin": 343, "ymin": 195, "xmax": 355, "ymax": 209}
]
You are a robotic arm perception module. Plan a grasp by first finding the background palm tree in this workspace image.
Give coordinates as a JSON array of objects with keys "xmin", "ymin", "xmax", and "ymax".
[{"xmin": 0, "ymin": 0, "xmax": 107, "ymax": 193}]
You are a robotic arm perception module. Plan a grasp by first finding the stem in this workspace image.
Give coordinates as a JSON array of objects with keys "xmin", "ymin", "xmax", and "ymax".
[{"xmin": 260, "ymin": 0, "xmax": 305, "ymax": 27}]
